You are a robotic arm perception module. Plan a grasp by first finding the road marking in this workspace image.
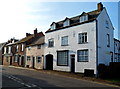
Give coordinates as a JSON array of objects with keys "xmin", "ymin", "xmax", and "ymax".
[{"xmin": 3, "ymin": 74, "xmax": 42, "ymax": 89}]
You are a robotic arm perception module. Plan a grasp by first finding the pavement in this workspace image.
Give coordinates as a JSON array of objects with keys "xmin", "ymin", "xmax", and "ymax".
[{"xmin": 1, "ymin": 65, "xmax": 120, "ymax": 89}]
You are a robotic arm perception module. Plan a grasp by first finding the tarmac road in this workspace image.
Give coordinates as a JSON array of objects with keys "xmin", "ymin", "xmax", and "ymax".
[{"xmin": 2, "ymin": 66, "xmax": 120, "ymax": 89}]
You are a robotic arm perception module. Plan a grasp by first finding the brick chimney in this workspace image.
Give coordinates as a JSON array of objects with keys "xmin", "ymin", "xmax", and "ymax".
[
  {"xmin": 26, "ymin": 33, "xmax": 31, "ymax": 37},
  {"xmin": 97, "ymin": 2, "xmax": 103, "ymax": 11},
  {"xmin": 34, "ymin": 28, "xmax": 38, "ymax": 37},
  {"xmin": 34, "ymin": 28, "xmax": 37, "ymax": 34}
]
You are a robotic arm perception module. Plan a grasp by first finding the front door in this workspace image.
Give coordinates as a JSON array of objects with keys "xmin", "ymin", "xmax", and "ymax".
[
  {"xmin": 10, "ymin": 56, "xmax": 12, "ymax": 65},
  {"xmin": 46, "ymin": 54, "xmax": 53, "ymax": 70},
  {"xmin": 21, "ymin": 56, "xmax": 24, "ymax": 66},
  {"xmin": 32, "ymin": 57, "xmax": 35, "ymax": 68},
  {"xmin": 71, "ymin": 55, "xmax": 75, "ymax": 73}
]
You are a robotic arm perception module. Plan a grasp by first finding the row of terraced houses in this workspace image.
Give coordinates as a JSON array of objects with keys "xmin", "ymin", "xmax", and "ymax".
[{"xmin": 0, "ymin": 3, "xmax": 120, "ymax": 75}]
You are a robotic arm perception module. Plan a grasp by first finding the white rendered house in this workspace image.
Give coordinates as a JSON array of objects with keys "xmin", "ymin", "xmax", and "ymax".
[{"xmin": 44, "ymin": 3, "xmax": 114, "ymax": 75}]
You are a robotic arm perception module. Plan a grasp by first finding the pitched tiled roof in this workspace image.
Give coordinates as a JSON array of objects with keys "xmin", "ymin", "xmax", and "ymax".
[
  {"xmin": 16, "ymin": 35, "xmax": 34, "ymax": 44},
  {"xmin": 46, "ymin": 9, "xmax": 102, "ymax": 33},
  {"xmin": 27, "ymin": 36, "xmax": 45, "ymax": 46},
  {"xmin": 15, "ymin": 32, "xmax": 44, "ymax": 46},
  {"xmin": 0, "ymin": 42, "xmax": 6, "ymax": 50}
]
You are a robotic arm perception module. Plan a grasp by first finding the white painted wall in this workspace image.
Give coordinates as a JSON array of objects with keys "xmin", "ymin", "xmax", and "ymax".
[
  {"xmin": 97, "ymin": 8, "xmax": 114, "ymax": 65},
  {"xmin": 44, "ymin": 21, "xmax": 97, "ymax": 74}
]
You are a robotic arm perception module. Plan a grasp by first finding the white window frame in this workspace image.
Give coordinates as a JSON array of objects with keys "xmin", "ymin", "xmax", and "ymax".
[
  {"xmin": 78, "ymin": 50, "xmax": 89, "ymax": 62},
  {"xmin": 16, "ymin": 45, "xmax": 19, "ymax": 52},
  {"xmin": 63, "ymin": 19, "xmax": 70, "ymax": 27},
  {"xmin": 8, "ymin": 46, "xmax": 11, "ymax": 54},
  {"xmin": 21, "ymin": 44, "xmax": 24, "ymax": 51},
  {"xmin": 80, "ymin": 15, "xmax": 88, "ymax": 23},
  {"xmin": 27, "ymin": 56, "xmax": 31, "ymax": 61},
  {"xmin": 28, "ymin": 46, "xmax": 31, "ymax": 50},
  {"xmin": 48, "ymin": 38, "xmax": 54, "ymax": 47},
  {"xmin": 51, "ymin": 23, "xmax": 56, "ymax": 30},
  {"xmin": 78, "ymin": 33, "xmax": 87, "ymax": 44},
  {"xmin": 36, "ymin": 56, "xmax": 41, "ymax": 63},
  {"xmin": 61, "ymin": 36, "xmax": 68, "ymax": 46},
  {"xmin": 4, "ymin": 47, "xmax": 7, "ymax": 54},
  {"xmin": 57, "ymin": 50, "xmax": 68, "ymax": 66}
]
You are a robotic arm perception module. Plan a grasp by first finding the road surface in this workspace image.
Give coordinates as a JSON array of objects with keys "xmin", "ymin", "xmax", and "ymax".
[{"xmin": 2, "ymin": 66, "xmax": 120, "ymax": 89}]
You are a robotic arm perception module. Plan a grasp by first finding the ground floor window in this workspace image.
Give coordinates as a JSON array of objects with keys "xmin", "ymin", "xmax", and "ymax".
[
  {"xmin": 14, "ymin": 55, "xmax": 18, "ymax": 62},
  {"xmin": 77, "ymin": 49, "xmax": 88, "ymax": 62},
  {"xmin": 57, "ymin": 50, "xmax": 68, "ymax": 66},
  {"xmin": 27, "ymin": 56, "xmax": 31, "ymax": 61},
  {"xmin": 36, "ymin": 56, "xmax": 41, "ymax": 63},
  {"xmin": 6, "ymin": 57, "xmax": 8, "ymax": 62}
]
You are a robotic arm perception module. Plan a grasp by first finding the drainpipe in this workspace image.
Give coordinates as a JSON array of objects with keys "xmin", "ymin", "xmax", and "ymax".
[{"xmin": 95, "ymin": 19, "xmax": 99, "ymax": 78}]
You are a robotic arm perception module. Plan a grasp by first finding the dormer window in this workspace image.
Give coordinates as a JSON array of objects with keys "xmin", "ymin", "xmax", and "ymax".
[
  {"xmin": 80, "ymin": 15, "xmax": 88, "ymax": 23},
  {"xmin": 51, "ymin": 22, "xmax": 56, "ymax": 30},
  {"xmin": 63, "ymin": 19, "xmax": 70, "ymax": 27}
]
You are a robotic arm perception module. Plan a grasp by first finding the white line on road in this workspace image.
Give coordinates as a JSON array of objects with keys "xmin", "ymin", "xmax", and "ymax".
[{"xmin": 4, "ymin": 74, "xmax": 43, "ymax": 89}]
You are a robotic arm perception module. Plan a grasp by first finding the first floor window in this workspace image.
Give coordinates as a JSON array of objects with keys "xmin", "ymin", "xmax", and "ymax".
[
  {"xmin": 48, "ymin": 39, "xmax": 54, "ymax": 47},
  {"xmin": 78, "ymin": 33, "xmax": 87, "ymax": 44},
  {"xmin": 78, "ymin": 50, "xmax": 88, "ymax": 62},
  {"xmin": 37, "ymin": 45, "xmax": 41, "ymax": 49},
  {"xmin": 61, "ymin": 36, "xmax": 68, "ymax": 46},
  {"xmin": 27, "ymin": 56, "xmax": 31, "ymax": 61},
  {"xmin": 57, "ymin": 50, "xmax": 68, "ymax": 66}
]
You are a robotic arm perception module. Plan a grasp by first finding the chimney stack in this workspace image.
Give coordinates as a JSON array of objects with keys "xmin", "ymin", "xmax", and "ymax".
[
  {"xmin": 34, "ymin": 28, "xmax": 38, "ymax": 35},
  {"xmin": 26, "ymin": 33, "xmax": 31, "ymax": 37},
  {"xmin": 97, "ymin": 2, "xmax": 103, "ymax": 11}
]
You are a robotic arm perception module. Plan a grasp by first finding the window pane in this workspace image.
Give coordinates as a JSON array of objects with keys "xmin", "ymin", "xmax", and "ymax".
[
  {"xmin": 78, "ymin": 33, "xmax": 87, "ymax": 44},
  {"xmin": 48, "ymin": 39, "xmax": 54, "ymax": 47},
  {"xmin": 78, "ymin": 50, "xmax": 88, "ymax": 62},
  {"xmin": 57, "ymin": 51, "xmax": 68, "ymax": 65},
  {"xmin": 61, "ymin": 36, "xmax": 68, "ymax": 46}
]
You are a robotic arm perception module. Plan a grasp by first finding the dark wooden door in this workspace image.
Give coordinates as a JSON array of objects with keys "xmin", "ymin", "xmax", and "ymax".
[
  {"xmin": 71, "ymin": 55, "xmax": 75, "ymax": 73},
  {"xmin": 21, "ymin": 56, "xmax": 24, "ymax": 66},
  {"xmin": 32, "ymin": 57, "xmax": 35, "ymax": 68},
  {"xmin": 46, "ymin": 55, "xmax": 53, "ymax": 70},
  {"xmin": 10, "ymin": 56, "xmax": 12, "ymax": 65}
]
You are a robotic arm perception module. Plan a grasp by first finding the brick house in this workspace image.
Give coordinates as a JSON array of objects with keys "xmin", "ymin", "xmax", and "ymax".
[
  {"xmin": 0, "ymin": 42, "xmax": 7, "ymax": 65},
  {"xmin": 14, "ymin": 29, "xmax": 44, "ymax": 67},
  {"xmin": 3, "ymin": 38, "xmax": 18, "ymax": 65},
  {"xmin": 25, "ymin": 36, "xmax": 45, "ymax": 69}
]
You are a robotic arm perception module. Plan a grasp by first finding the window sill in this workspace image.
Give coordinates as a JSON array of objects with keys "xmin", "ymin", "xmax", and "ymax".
[
  {"xmin": 57, "ymin": 64, "xmax": 68, "ymax": 66},
  {"xmin": 107, "ymin": 45, "xmax": 110, "ymax": 47},
  {"xmin": 78, "ymin": 61, "xmax": 89, "ymax": 62},
  {"xmin": 61, "ymin": 44, "xmax": 69, "ymax": 46},
  {"xmin": 78, "ymin": 42, "xmax": 88, "ymax": 44},
  {"xmin": 48, "ymin": 46, "xmax": 54, "ymax": 48}
]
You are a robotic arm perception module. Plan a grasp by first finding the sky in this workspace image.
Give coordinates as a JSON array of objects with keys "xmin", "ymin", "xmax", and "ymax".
[{"xmin": 0, "ymin": 0, "xmax": 119, "ymax": 43}]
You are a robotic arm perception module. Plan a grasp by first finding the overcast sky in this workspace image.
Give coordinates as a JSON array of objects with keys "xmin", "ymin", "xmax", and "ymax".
[{"xmin": 0, "ymin": 0, "xmax": 119, "ymax": 43}]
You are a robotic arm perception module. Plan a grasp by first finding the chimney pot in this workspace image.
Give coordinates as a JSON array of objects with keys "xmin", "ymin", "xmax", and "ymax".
[{"xmin": 97, "ymin": 2, "xmax": 103, "ymax": 11}]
